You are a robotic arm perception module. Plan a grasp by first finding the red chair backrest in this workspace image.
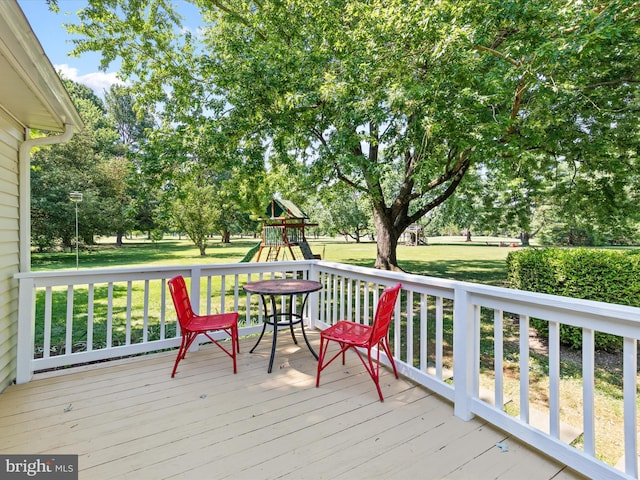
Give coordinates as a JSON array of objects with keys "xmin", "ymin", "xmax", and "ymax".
[
  {"xmin": 168, "ymin": 275, "xmax": 195, "ymax": 329},
  {"xmin": 369, "ymin": 283, "xmax": 402, "ymax": 344}
]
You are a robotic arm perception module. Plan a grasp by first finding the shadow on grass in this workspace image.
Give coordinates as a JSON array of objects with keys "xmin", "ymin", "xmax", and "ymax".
[
  {"xmin": 33, "ymin": 239, "xmax": 259, "ymax": 271},
  {"xmin": 340, "ymin": 257, "xmax": 509, "ymax": 287},
  {"xmin": 400, "ymin": 259, "xmax": 508, "ymax": 286}
]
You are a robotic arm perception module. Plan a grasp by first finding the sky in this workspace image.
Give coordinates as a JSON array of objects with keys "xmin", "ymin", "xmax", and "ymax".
[{"xmin": 16, "ymin": 0, "xmax": 201, "ymax": 95}]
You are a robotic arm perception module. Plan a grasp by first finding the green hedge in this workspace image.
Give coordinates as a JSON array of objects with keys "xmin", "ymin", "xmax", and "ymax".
[{"xmin": 506, "ymin": 248, "xmax": 640, "ymax": 352}]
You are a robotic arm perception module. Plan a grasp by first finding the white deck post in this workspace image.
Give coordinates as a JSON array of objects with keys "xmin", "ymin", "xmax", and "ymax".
[
  {"xmin": 16, "ymin": 276, "xmax": 35, "ymax": 384},
  {"xmin": 453, "ymin": 287, "xmax": 475, "ymax": 421}
]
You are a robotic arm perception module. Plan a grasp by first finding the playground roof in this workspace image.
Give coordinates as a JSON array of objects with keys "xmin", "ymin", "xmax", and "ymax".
[
  {"xmin": 265, "ymin": 198, "xmax": 308, "ymax": 219},
  {"xmin": 405, "ymin": 223, "xmax": 423, "ymax": 232}
]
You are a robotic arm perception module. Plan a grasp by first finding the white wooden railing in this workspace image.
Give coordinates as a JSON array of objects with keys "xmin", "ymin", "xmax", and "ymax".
[{"xmin": 15, "ymin": 260, "xmax": 640, "ymax": 480}]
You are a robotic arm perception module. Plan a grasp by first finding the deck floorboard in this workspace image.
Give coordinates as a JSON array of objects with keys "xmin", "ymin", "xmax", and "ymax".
[{"xmin": 0, "ymin": 333, "xmax": 585, "ymax": 480}]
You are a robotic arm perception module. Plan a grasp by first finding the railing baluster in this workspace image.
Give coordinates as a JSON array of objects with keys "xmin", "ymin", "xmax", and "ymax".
[
  {"xmin": 408, "ymin": 290, "xmax": 413, "ymax": 366},
  {"xmin": 107, "ymin": 282, "xmax": 113, "ymax": 347},
  {"xmin": 87, "ymin": 283, "xmax": 94, "ymax": 351},
  {"xmin": 339, "ymin": 276, "xmax": 345, "ymax": 320},
  {"xmin": 43, "ymin": 287, "xmax": 52, "ymax": 358},
  {"xmin": 65, "ymin": 286, "xmax": 73, "ymax": 355},
  {"xmin": 420, "ymin": 293, "xmax": 427, "ymax": 372},
  {"xmin": 142, "ymin": 280, "xmax": 149, "ymax": 343},
  {"xmin": 354, "ymin": 279, "xmax": 361, "ymax": 324},
  {"xmin": 519, "ymin": 314, "xmax": 530, "ymax": 424},
  {"xmin": 623, "ymin": 337, "xmax": 638, "ymax": 477},
  {"xmin": 494, "ymin": 309, "xmax": 504, "ymax": 409},
  {"xmin": 363, "ymin": 282, "xmax": 370, "ymax": 325},
  {"xmin": 549, "ymin": 320, "xmax": 560, "ymax": 438},
  {"xmin": 394, "ymin": 286, "xmax": 402, "ymax": 359},
  {"xmin": 125, "ymin": 280, "xmax": 132, "ymax": 345},
  {"xmin": 435, "ymin": 296, "xmax": 443, "ymax": 380},
  {"xmin": 583, "ymin": 328, "xmax": 596, "ymax": 456},
  {"xmin": 206, "ymin": 276, "xmax": 212, "ymax": 314},
  {"xmin": 233, "ymin": 274, "xmax": 240, "ymax": 315},
  {"xmin": 220, "ymin": 275, "xmax": 226, "ymax": 314},
  {"xmin": 472, "ymin": 304, "xmax": 480, "ymax": 398},
  {"xmin": 346, "ymin": 279, "xmax": 353, "ymax": 321},
  {"xmin": 159, "ymin": 279, "xmax": 166, "ymax": 341},
  {"xmin": 332, "ymin": 275, "xmax": 338, "ymax": 324}
]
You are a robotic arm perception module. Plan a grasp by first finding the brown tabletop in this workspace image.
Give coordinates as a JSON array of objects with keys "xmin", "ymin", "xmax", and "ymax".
[{"xmin": 242, "ymin": 279, "xmax": 322, "ymax": 296}]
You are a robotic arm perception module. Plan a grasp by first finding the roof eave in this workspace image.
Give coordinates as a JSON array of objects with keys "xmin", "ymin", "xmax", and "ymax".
[{"xmin": 0, "ymin": 1, "xmax": 84, "ymax": 133}]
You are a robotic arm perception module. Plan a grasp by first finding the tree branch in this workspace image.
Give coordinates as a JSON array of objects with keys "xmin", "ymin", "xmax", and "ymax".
[
  {"xmin": 472, "ymin": 44, "xmax": 522, "ymax": 67},
  {"xmin": 490, "ymin": 28, "xmax": 518, "ymax": 49},
  {"xmin": 211, "ymin": 1, "xmax": 267, "ymax": 41},
  {"xmin": 508, "ymin": 75, "xmax": 529, "ymax": 134},
  {"xmin": 408, "ymin": 148, "xmax": 473, "ymax": 224},
  {"xmin": 584, "ymin": 73, "xmax": 640, "ymax": 90}
]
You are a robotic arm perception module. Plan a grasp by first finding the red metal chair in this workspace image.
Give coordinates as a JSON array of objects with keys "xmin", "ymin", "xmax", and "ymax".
[
  {"xmin": 316, "ymin": 283, "xmax": 402, "ymax": 401},
  {"xmin": 168, "ymin": 275, "xmax": 239, "ymax": 376}
]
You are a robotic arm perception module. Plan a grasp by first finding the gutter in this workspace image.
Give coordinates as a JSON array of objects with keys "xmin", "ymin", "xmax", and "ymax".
[{"xmin": 18, "ymin": 123, "xmax": 75, "ymax": 272}]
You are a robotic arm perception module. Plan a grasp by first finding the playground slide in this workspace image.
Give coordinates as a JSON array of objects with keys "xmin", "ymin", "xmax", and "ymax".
[
  {"xmin": 240, "ymin": 242, "xmax": 261, "ymax": 262},
  {"xmin": 298, "ymin": 240, "xmax": 319, "ymax": 260}
]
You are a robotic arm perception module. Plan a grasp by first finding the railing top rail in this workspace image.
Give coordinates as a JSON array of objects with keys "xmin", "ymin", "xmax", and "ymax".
[
  {"xmin": 19, "ymin": 259, "xmax": 640, "ymax": 322},
  {"xmin": 316, "ymin": 260, "xmax": 457, "ymax": 293},
  {"xmin": 15, "ymin": 260, "xmax": 317, "ymax": 284},
  {"xmin": 461, "ymin": 280, "xmax": 640, "ymax": 331}
]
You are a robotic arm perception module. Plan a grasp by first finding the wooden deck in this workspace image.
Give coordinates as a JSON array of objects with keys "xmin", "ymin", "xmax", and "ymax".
[{"xmin": 0, "ymin": 332, "xmax": 585, "ymax": 480}]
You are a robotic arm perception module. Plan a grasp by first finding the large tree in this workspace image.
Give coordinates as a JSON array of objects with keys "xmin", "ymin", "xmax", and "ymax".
[
  {"xmin": 104, "ymin": 84, "xmax": 163, "ymax": 243},
  {"xmin": 31, "ymin": 79, "xmax": 124, "ymax": 250},
  {"xmin": 69, "ymin": 0, "xmax": 639, "ymax": 269}
]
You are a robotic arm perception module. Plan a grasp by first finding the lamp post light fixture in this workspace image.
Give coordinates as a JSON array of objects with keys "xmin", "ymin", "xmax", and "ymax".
[{"xmin": 69, "ymin": 191, "xmax": 83, "ymax": 269}]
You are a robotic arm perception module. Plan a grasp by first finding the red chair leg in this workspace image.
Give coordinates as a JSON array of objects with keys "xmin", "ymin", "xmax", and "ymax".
[
  {"xmin": 380, "ymin": 336, "xmax": 399, "ymax": 379},
  {"xmin": 171, "ymin": 331, "xmax": 196, "ymax": 378},
  {"xmin": 202, "ymin": 328, "xmax": 239, "ymax": 374},
  {"xmin": 316, "ymin": 336, "xmax": 328, "ymax": 387},
  {"xmin": 368, "ymin": 347, "xmax": 385, "ymax": 402},
  {"xmin": 232, "ymin": 326, "xmax": 238, "ymax": 373},
  {"xmin": 316, "ymin": 336, "xmax": 349, "ymax": 387}
]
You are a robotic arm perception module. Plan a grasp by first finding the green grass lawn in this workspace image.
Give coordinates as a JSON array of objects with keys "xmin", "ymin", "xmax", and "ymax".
[
  {"xmin": 319, "ymin": 238, "xmax": 517, "ymax": 285},
  {"xmin": 33, "ymin": 235, "xmax": 518, "ymax": 285}
]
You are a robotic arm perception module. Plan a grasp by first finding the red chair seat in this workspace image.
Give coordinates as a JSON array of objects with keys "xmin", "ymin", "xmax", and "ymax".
[
  {"xmin": 186, "ymin": 312, "xmax": 238, "ymax": 332},
  {"xmin": 320, "ymin": 321, "xmax": 372, "ymax": 346}
]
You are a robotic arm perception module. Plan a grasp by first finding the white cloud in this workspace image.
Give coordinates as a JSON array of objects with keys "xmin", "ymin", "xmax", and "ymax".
[{"xmin": 55, "ymin": 64, "xmax": 123, "ymax": 95}]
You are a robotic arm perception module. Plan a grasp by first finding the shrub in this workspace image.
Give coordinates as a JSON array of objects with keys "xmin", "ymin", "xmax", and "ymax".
[{"xmin": 506, "ymin": 248, "xmax": 640, "ymax": 352}]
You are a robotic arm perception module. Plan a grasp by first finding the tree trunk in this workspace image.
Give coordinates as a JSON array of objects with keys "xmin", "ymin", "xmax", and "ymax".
[
  {"xmin": 116, "ymin": 231, "xmax": 124, "ymax": 247},
  {"xmin": 222, "ymin": 230, "xmax": 230, "ymax": 243},
  {"xmin": 466, "ymin": 230, "xmax": 472, "ymax": 242},
  {"xmin": 520, "ymin": 231, "xmax": 530, "ymax": 246},
  {"xmin": 373, "ymin": 208, "xmax": 401, "ymax": 271}
]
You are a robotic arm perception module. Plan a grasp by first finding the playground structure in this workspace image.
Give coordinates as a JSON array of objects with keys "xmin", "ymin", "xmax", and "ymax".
[
  {"xmin": 251, "ymin": 199, "xmax": 319, "ymax": 262},
  {"xmin": 402, "ymin": 223, "xmax": 427, "ymax": 246}
]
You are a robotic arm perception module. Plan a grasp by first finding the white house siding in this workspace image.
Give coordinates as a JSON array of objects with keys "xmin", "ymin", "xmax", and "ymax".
[{"xmin": 0, "ymin": 110, "xmax": 23, "ymax": 392}]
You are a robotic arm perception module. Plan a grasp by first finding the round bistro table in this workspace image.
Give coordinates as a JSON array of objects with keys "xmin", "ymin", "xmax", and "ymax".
[{"xmin": 243, "ymin": 279, "xmax": 322, "ymax": 373}]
